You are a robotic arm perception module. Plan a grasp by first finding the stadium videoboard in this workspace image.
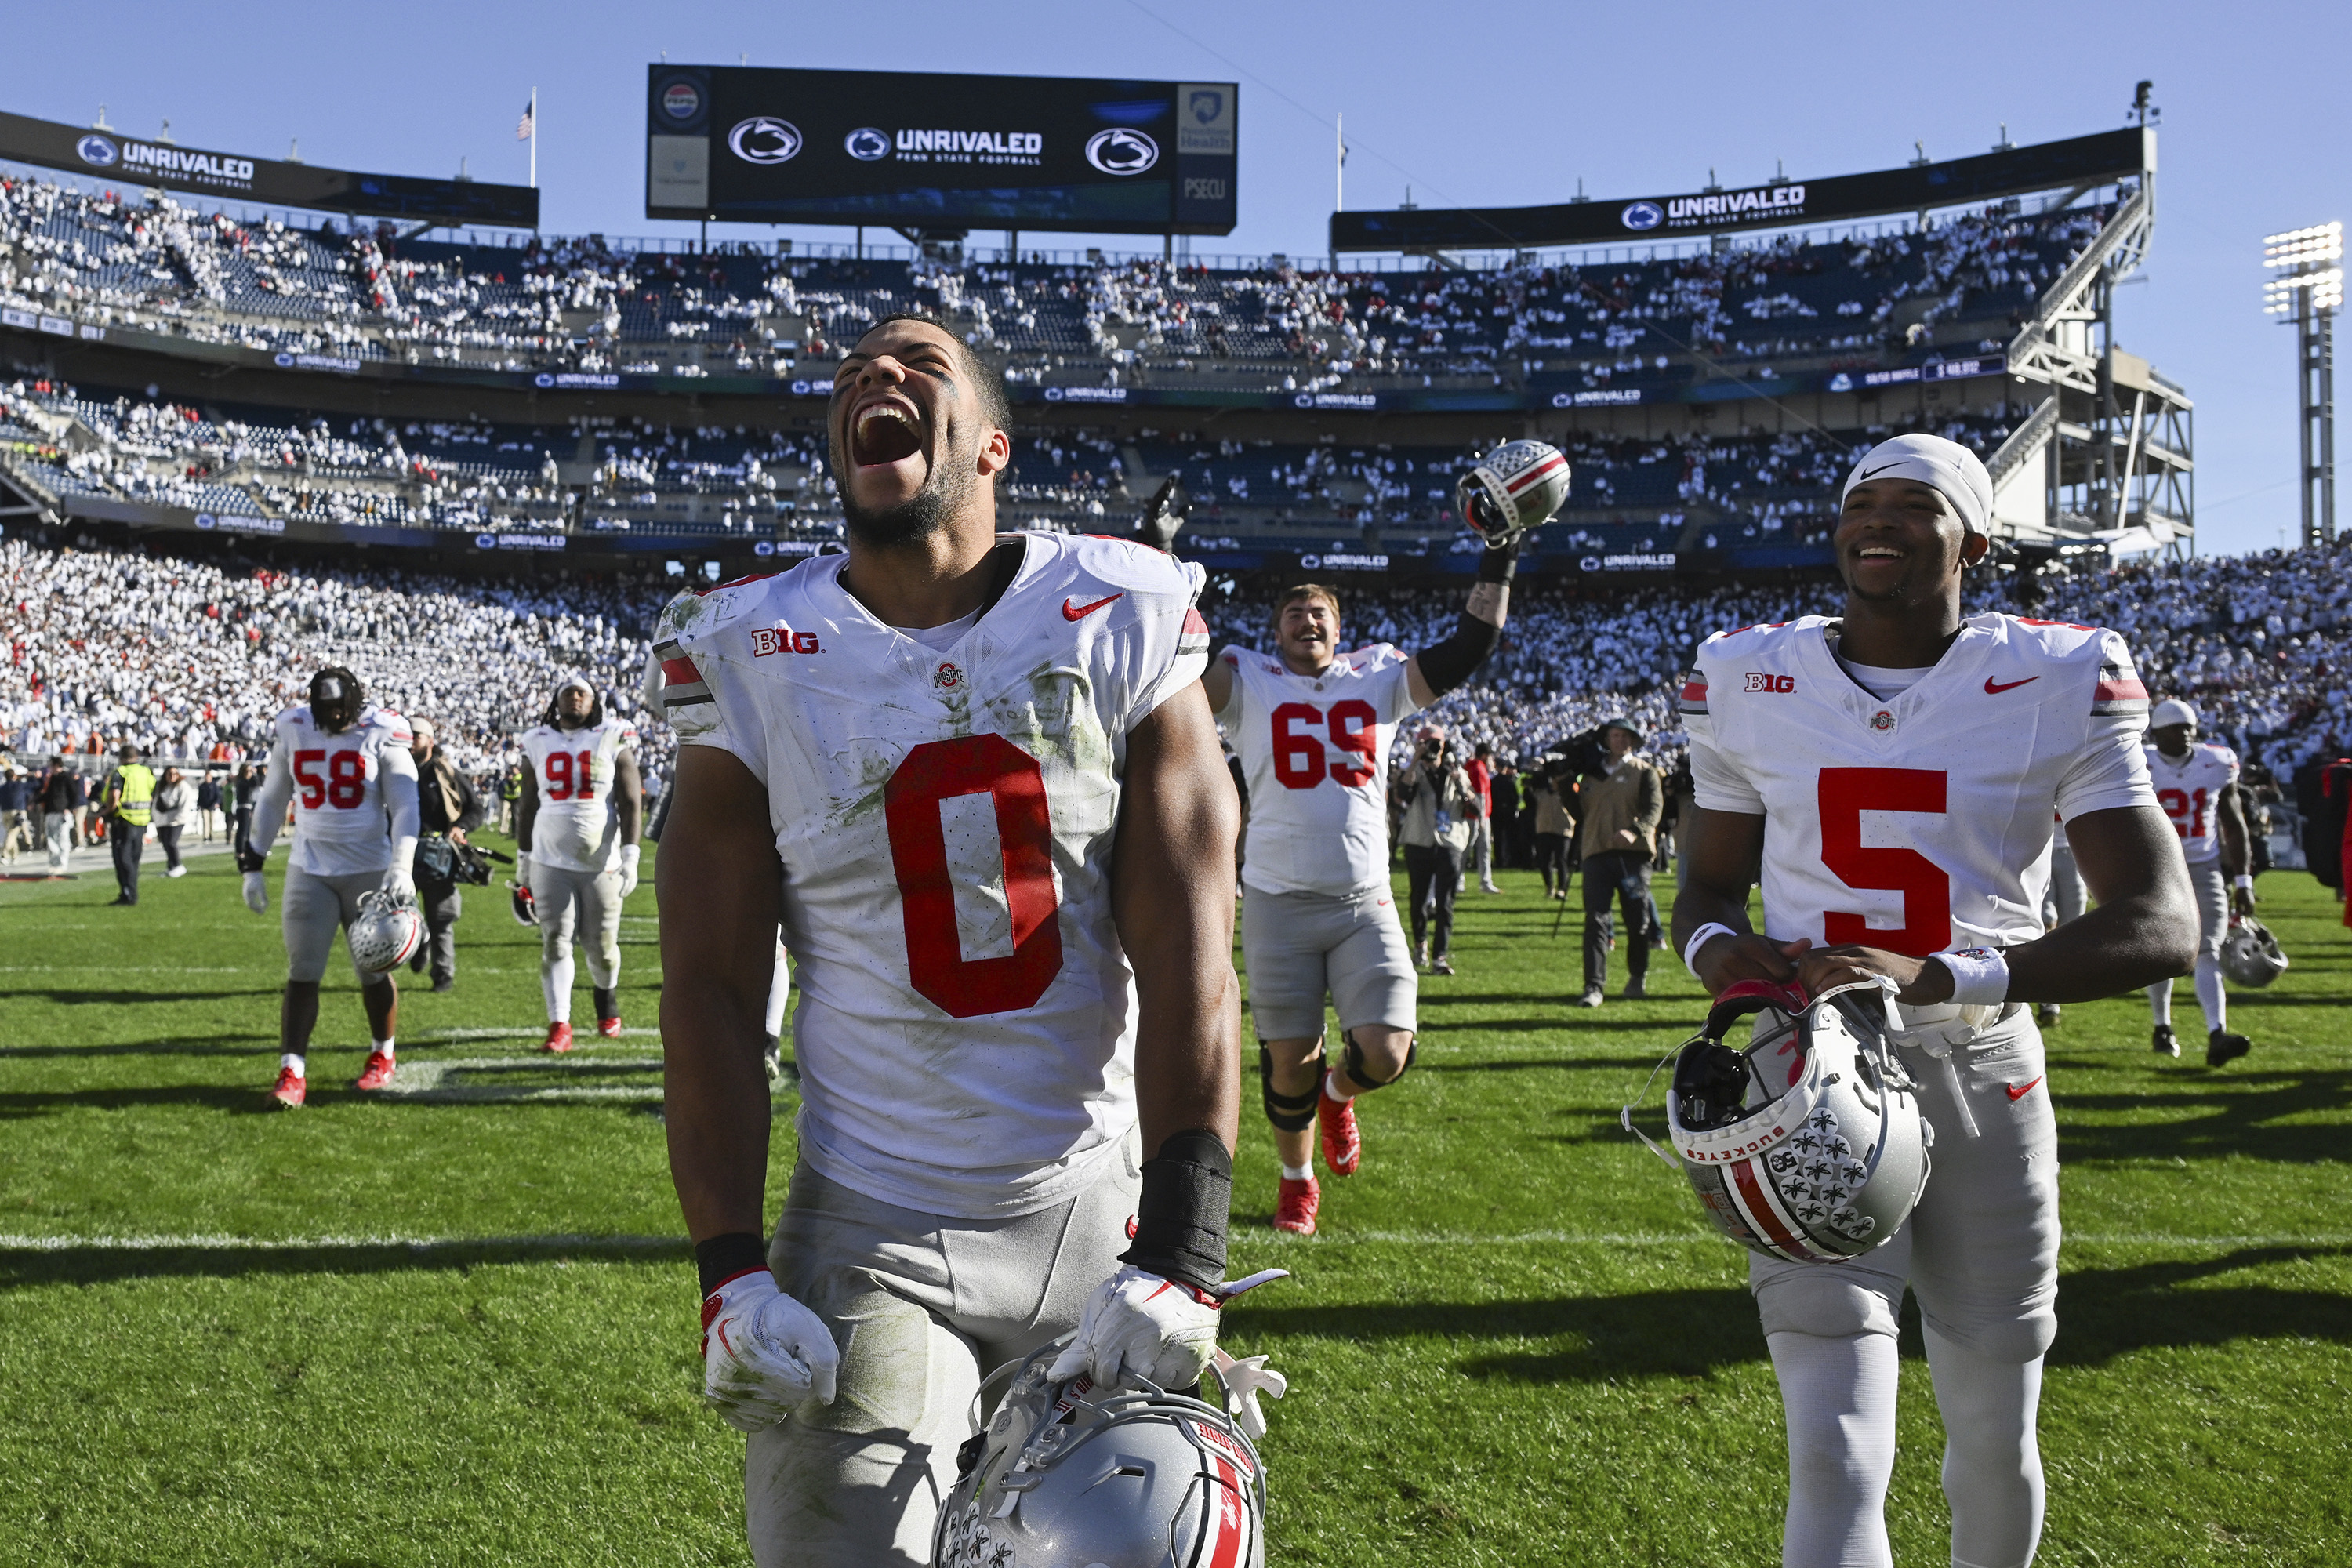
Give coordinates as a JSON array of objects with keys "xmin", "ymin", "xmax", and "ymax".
[
  {"xmin": 0, "ymin": 108, "xmax": 539, "ymax": 227},
  {"xmin": 1331, "ymin": 127, "xmax": 2151, "ymax": 252},
  {"xmin": 645, "ymin": 65, "xmax": 1237, "ymax": 235}
]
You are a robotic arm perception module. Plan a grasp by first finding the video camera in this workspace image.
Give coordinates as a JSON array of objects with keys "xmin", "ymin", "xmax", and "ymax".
[{"xmin": 1543, "ymin": 726, "xmax": 1610, "ymax": 781}]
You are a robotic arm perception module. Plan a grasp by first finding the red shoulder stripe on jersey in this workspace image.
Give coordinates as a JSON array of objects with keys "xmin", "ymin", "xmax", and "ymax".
[
  {"xmin": 660, "ymin": 656, "xmax": 702, "ymax": 687},
  {"xmin": 694, "ymin": 570, "xmax": 782, "ymax": 597},
  {"xmin": 2017, "ymin": 617, "xmax": 2097, "ymax": 631},
  {"xmin": 2093, "ymin": 677, "xmax": 2149, "ymax": 703},
  {"xmin": 1182, "ymin": 606, "xmax": 1208, "ymax": 634},
  {"xmin": 1679, "ymin": 678, "xmax": 1708, "ymax": 703}
]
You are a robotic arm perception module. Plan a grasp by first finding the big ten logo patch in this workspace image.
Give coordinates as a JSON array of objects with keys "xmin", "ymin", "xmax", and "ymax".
[
  {"xmin": 751, "ymin": 626, "xmax": 822, "ymax": 656},
  {"xmin": 1744, "ymin": 672, "xmax": 1797, "ymax": 693}
]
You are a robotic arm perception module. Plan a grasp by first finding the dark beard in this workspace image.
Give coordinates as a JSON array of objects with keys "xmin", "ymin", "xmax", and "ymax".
[{"xmin": 840, "ymin": 441, "xmax": 973, "ymax": 548}]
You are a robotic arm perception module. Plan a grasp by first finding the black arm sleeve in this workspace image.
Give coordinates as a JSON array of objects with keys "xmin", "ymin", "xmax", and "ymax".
[{"xmin": 1413, "ymin": 542, "xmax": 1519, "ymax": 698}]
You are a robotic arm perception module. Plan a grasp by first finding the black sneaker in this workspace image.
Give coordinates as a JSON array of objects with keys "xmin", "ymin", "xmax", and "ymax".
[
  {"xmin": 1622, "ymin": 976, "xmax": 1646, "ymax": 1000},
  {"xmin": 2205, "ymin": 1029, "xmax": 2252, "ymax": 1068},
  {"xmin": 2152, "ymin": 1025, "xmax": 2180, "ymax": 1058}
]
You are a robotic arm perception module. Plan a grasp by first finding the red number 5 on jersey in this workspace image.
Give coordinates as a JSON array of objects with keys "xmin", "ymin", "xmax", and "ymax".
[
  {"xmin": 1818, "ymin": 767, "xmax": 1951, "ymax": 956},
  {"xmin": 884, "ymin": 735, "xmax": 1065, "ymax": 1018}
]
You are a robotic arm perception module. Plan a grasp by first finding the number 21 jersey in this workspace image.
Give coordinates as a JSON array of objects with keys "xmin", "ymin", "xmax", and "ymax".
[
  {"xmin": 1216, "ymin": 643, "xmax": 1420, "ymax": 898},
  {"xmin": 1681, "ymin": 614, "xmax": 2158, "ymax": 954},
  {"xmin": 657, "ymin": 532, "xmax": 1208, "ymax": 1220},
  {"xmin": 2144, "ymin": 740, "xmax": 2237, "ymax": 866}
]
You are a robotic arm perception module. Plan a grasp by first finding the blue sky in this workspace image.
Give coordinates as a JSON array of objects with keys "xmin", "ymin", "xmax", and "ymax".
[{"xmin": 9, "ymin": 0, "xmax": 2346, "ymax": 557}]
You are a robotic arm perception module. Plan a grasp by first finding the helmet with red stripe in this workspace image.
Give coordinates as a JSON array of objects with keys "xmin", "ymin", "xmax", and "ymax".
[
  {"xmin": 934, "ymin": 1337, "xmax": 1265, "ymax": 1568},
  {"xmin": 1454, "ymin": 438, "xmax": 1570, "ymax": 549},
  {"xmin": 1627, "ymin": 979, "xmax": 1929, "ymax": 1263}
]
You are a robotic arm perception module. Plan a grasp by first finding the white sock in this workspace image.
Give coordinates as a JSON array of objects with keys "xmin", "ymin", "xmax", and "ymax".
[
  {"xmin": 280, "ymin": 1052, "xmax": 306, "ymax": 1077},
  {"xmin": 1766, "ymin": 1330, "xmax": 1898, "ymax": 1568},
  {"xmin": 373, "ymin": 1038, "xmax": 395, "ymax": 1060},
  {"xmin": 1924, "ymin": 1324, "xmax": 2046, "ymax": 1568},
  {"xmin": 2193, "ymin": 955, "xmax": 2227, "ymax": 1034},
  {"xmin": 1323, "ymin": 1069, "xmax": 1355, "ymax": 1103},
  {"xmin": 1280, "ymin": 1163, "xmax": 1312, "ymax": 1181},
  {"xmin": 2147, "ymin": 978, "xmax": 2173, "ymax": 1028},
  {"xmin": 543, "ymin": 952, "xmax": 575, "ymax": 1023}
]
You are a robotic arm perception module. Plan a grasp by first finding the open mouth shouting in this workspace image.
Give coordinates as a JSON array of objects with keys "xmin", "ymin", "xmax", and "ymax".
[{"xmin": 850, "ymin": 396, "xmax": 927, "ymax": 472}]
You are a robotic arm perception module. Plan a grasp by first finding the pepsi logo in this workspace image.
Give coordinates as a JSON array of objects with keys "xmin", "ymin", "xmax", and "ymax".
[{"xmin": 661, "ymin": 82, "xmax": 702, "ymax": 121}]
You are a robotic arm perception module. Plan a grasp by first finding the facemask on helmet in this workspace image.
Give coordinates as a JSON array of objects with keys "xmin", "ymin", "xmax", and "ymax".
[
  {"xmin": 1624, "ymin": 979, "xmax": 1931, "ymax": 1264},
  {"xmin": 2220, "ymin": 916, "xmax": 2288, "ymax": 989},
  {"xmin": 934, "ymin": 1338, "xmax": 1266, "ymax": 1568},
  {"xmin": 310, "ymin": 667, "xmax": 366, "ymax": 734}
]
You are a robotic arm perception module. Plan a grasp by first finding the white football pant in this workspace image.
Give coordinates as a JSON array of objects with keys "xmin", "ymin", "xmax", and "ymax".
[
  {"xmin": 529, "ymin": 860, "xmax": 622, "ymax": 1022},
  {"xmin": 2147, "ymin": 859, "xmax": 2229, "ymax": 1033}
]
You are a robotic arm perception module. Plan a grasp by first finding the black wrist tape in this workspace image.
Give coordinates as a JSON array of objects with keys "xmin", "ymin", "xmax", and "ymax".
[
  {"xmin": 1476, "ymin": 542, "xmax": 1521, "ymax": 584},
  {"xmin": 1120, "ymin": 1127, "xmax": 1232, "ymax": 1293},
  {"xmin": 695, "ymin": 1232, "xmax": 769, "ymax": 1298}
]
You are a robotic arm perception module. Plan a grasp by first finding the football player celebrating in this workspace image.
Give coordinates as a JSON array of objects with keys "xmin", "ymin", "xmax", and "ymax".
[
  {"xmin": 238, "ymin": 667, "xmax": 421, "ymax": 1107},
  {"xmin": 1200, "ymin": 554, "xmax": 1523, "ymax": 1236},
  {"xmin": 1673, "ymin": 434, "xmax": 2197, "ymax": 1568},
  {"xmin": 657, "ymin": 313, "xmax": 1256, "ymax": 1566},
  {"xmin": 2142, "ymin": 698, "xmax": 2256, "ymax": 1065},
  {"xmin": 515, "ymin": 674, "xmax": 643, "ymax": 1051}
]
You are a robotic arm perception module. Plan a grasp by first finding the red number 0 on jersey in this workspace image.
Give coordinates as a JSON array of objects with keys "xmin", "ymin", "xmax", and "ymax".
[
  {"xmin": 1271, "ymin": 699, "xmax": 1379, "ymax": 789},
  {"xmin": 1817, "ymin": 767, "xmax": 1951, "ymax": 956},
  {"xmin": 884, "ymin": 734, "xmax": 1065, "ymax": 1018}
]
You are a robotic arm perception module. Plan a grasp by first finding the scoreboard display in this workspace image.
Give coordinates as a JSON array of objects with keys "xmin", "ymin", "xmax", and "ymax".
[{"xmin": 646, "ymin": 64, "xmax": 1237, "ymax": 235}]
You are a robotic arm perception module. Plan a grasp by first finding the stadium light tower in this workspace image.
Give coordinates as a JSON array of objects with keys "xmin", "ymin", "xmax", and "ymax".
[{"xmin": 2264, "ymin": 221, "xmax": 2341, "ymax": 546}]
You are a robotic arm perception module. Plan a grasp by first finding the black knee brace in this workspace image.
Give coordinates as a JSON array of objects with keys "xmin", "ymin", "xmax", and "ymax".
[
  {"xmin": 1338, "ymin": 1030, "xmax": 1417, "ymax": 1094},
  {"xmin": 1259, "ymin": 1044, "xmax": 1322, "ymax": 1132}
]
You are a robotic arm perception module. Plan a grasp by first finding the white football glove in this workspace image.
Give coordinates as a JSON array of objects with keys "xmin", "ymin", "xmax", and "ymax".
[
  {"xmin": 700, "ymin": 1268, "xmax": 838, "ymax": 1433},
  {"xmin": 1049, "ymin": 1264, "xmax": 1287, "ymax": 1392},
  {"xmin": 241, "ymin": 872, "xmax": 269, "ymax": 915},
  {"xmin": 380, "ymin": 866, "xmax": 416, "ymax": 903},
  {"xmin": 618, "ymin": 843, "xmax": 641, "ymax": 899}
]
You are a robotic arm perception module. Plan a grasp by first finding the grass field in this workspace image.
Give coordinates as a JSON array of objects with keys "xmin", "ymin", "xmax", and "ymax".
[{"xmin": 2, "ymin": 834, "xmax": 2347, "ymax": 1566}]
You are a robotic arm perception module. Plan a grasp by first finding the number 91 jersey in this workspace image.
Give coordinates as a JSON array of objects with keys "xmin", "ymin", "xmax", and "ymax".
[
  {"xmin": 520, "ymin": 717, "xmax": 639, "ymax": 873},
  {"xmin": 1681, "ymin": 613, "xmax": 2158, "ymax": 955},
  {"xmin": 269, "ymin": 702, "xmax": 413, "ymax": 877},
  {"xmin": 655, "ymin": 533, "xmax": 1209, "ymax": 1221},
  {"xmin": 1214, "ymin": 643, "xmax": 1420, "ymax": 898}
]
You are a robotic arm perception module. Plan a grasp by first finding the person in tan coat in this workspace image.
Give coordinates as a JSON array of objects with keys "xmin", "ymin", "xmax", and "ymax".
[{"xmin": 1571, "ymin": 717, "xmax": 1662, "ymax": 1006}]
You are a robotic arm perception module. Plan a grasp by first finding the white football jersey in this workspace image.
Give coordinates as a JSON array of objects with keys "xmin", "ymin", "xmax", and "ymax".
[
  {"xmin": 1215, "ymin": 642, "xmax": 1420, "ymax": 898},
  {"xmin": 2145, "ymin": 739, "xmax": 2238, "ymax": 865},
  {"xmin": 521, "ymin": 715, "xmax": 639, "ymax": 873},
  {"xmin": 263, "ymin": 702, "xmax": 416, "ymax": 877},
  {"xmin": 656, "ymin": 532, "xmax": 1210, "ymax": 1219},
  {"xmin": 1682, "ymin": 614, "xmax": 2158, "ymax": 953}
]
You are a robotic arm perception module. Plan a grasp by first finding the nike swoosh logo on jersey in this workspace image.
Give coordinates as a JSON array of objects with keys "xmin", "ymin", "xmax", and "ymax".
[
  {"xmin": 2006, "ymin": 1077, "xmax": 2042, "ymax": 1102},
  {"xmin": 1984, "ymin": 676, "xmax": 2040, "ymax": 695},
  {"xmin": 1062, "ymin": 593, "xmax": 1123, "ymax": 622}
]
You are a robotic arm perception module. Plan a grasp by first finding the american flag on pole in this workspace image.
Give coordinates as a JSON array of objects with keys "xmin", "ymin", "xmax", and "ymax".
[{"xmin": 517, "ymin": 100, "xmax": 535, "ymax": 141}]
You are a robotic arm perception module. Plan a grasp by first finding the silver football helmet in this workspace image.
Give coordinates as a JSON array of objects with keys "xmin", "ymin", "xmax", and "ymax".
[
  {"xmin": 1454, "ymin": 438, "xmax": 1570, "ymax": 549},
  {"xmin": 933, "ymin": 1338, "xmax": 1266, "ymax": 1568},
  {"xmin": 2220, "ymin": 916, "xmax": 2288, "ymax": 989},
  {"xmin": 347, "ymin": 889, "xmax": 424, "ymax": 974},
  {"xmin": 1624, "ymin": 979, "xmax": 1930, "ymax": 1263}
]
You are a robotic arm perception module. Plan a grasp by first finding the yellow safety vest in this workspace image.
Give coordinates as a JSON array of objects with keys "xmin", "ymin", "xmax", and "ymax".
[{"xmin": 112, "ymin": 764, "xmax": 156, "ymax": 827}]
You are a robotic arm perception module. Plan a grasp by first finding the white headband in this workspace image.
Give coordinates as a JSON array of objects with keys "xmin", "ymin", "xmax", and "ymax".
[{"xmin": 1842, "ymin": 433, "xmax": 1993, "ymax": 537}]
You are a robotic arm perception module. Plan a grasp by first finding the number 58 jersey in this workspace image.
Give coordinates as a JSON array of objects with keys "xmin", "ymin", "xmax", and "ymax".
[
  {"xmin": 656, "ymin": 533, "xmax": 1209, "ymax": 1221},
  {"xmin": 1681, "ymin": 613, "xmax": 2158, "ymax": 955},
  {"xmin": 267, "ymin": 702, "xmax": 415, "ymax": 878}
]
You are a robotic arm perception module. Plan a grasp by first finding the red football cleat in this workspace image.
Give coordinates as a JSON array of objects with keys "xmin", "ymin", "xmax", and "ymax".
[
  {"xmin": 597, "ymin": 1015, "xmax": 623, "ymax": 1039},
  {"xmin": 1317, "ymin": 1078, "xmax": 1362, "ymax": 1177},
  {"xmin": 269, "ymin": 1067, "xmax": 307, "ymax": 1109},
  {"xmin": 354, "ymin": 1051, "xmax": 396, "ymax": 1092},
  {"xmin": 543, "ymin": 1022, "xmax": 575, "ymax": 1054},
  {"xmin": 1273, "ymin": 1175, "xmax": 1319, "ymax": 1236}
]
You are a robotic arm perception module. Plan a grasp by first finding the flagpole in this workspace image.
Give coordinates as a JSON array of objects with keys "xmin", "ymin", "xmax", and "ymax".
[{"xmin": 528, "ymin": 87, "xmax": 538, "ymax": 189}]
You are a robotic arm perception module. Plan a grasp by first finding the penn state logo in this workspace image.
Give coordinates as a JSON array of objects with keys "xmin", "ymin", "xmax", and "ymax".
[
  {"xmin": 844, "ymin": 127, "xmax": 891, "ymax": 161},
  {"xmin": 77, "ymin": 134, "xmax": 118, "ymax": 168},
  {"xmin": 1621, "ymin": 200, "xmax": 1664, "ymax": 231},
  {"xmin": 1085, "ymin": 128, "xmax": 1159, "ymax": 176},
  {"xmin": 728, "ymin": 117, "xmax": 803, "ymax": 165}
]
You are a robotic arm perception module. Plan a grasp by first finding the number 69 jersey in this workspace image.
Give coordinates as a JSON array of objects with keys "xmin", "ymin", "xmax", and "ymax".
[
  {"xmin": 265, "ymin": 702, "xmax": 416, "ymax": 878},
  {"xmin": 1680, "ymin": 613, "xmax": 2158, "ymax": 955},
  {"xmin": 1214, "ymin": 643, "xmax": 1421, "ymax": 898},
  {"xmin": 656, "ymin": 533, "xmax": 1210, "ymax": 1221},
  {"xmin": 520, "ymin": 717, "xmax": 639, "ymax": 873}
]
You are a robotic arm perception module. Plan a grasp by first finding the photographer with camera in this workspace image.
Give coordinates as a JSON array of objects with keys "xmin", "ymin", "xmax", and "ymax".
[
  {"xmin": 1572, "ymin": 717, "xmax": 1663, "ymax": 1007},
  {"xmin": 408, "ymin": 717, "xmax": 485, "ymax": 993},
  {"xmin": 1400, "ymin": 725, "xmax": 1480, "ymax": 975},
  {"xmin": 1528, "ymin": 754, "xmax": 1576, "ymax": 900}
]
